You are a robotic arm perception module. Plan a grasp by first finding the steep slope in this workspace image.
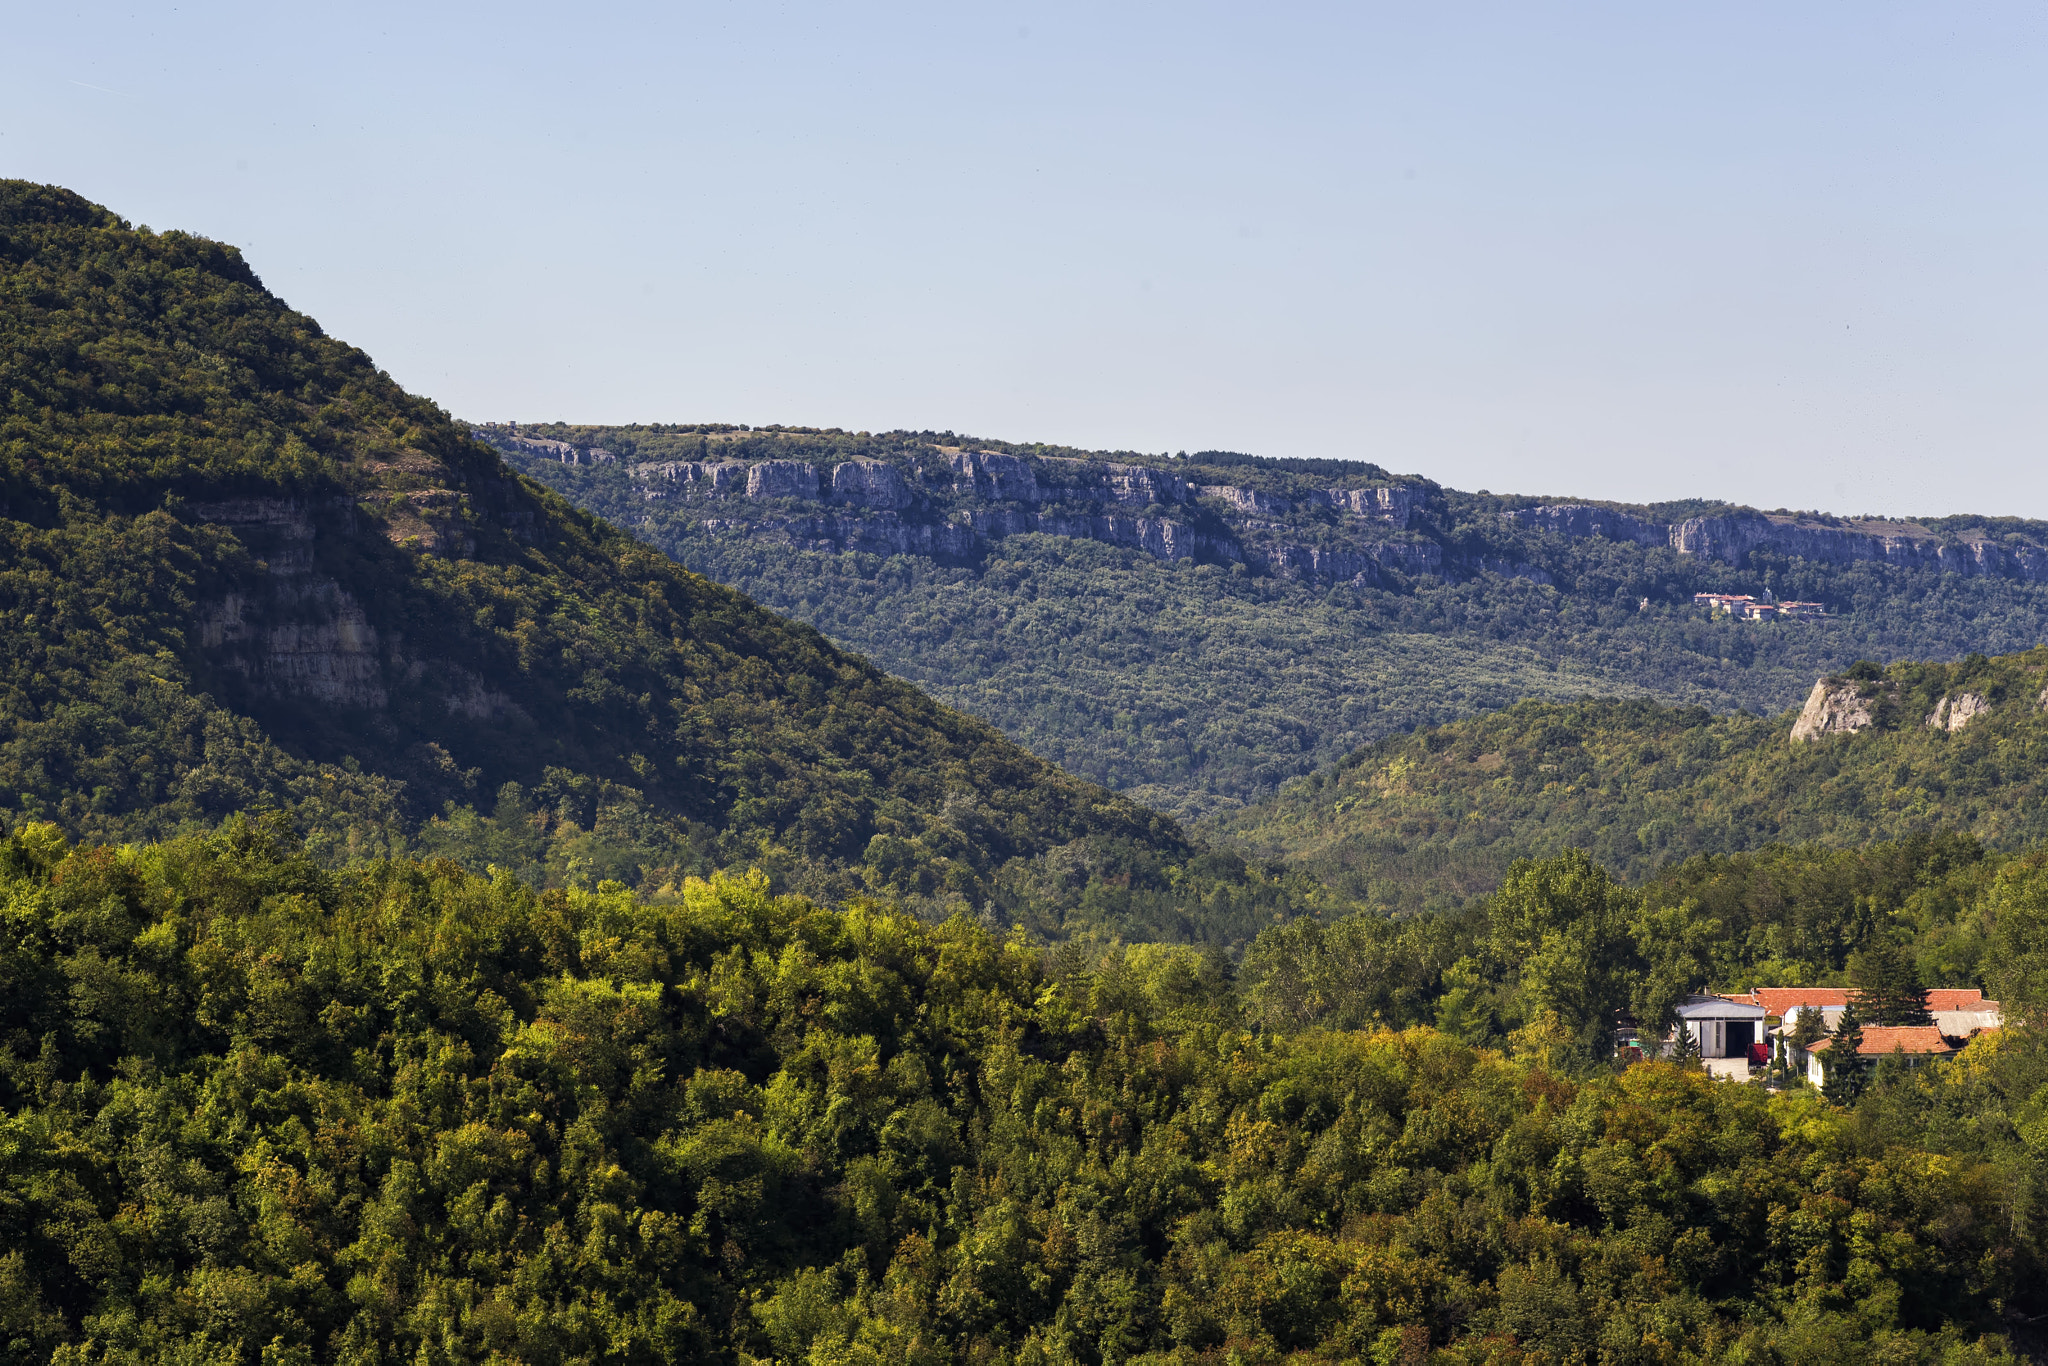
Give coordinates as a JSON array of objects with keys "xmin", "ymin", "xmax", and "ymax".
[
  {"xmin": 0, "ymin": 181, "xmax": 1195, "ymax": 922},
  {"xmin": 487, "ymin": 422, "xmax": 2048, "ymax": 816},
  {"xmin": 1213, "ymin": 647, "xmax": 2048, "ymax": 912}
]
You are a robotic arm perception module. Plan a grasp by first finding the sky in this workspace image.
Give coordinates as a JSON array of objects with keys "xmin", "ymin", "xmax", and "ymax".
[{"xmin": 7, "ymin": 2, "xmax": 2047, "ymax": 518}]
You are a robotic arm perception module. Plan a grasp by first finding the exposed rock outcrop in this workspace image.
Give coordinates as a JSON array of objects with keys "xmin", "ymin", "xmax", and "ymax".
[
  {"xmin": 634, "ymin": 460, "xmax": 749, "ymax": 497},
  {"xmin": 1196, "ymin": 484, "xmax": 1291, "ymax": 516},
  {"xmin": 1790, "ymin": 679, "xmax": 1879, "ymax": 742},
  {"xmin": 187, "ymin": 498, "xmax": 318, "ymax": 575},
  {"xmin": 949, "ymin": 451, "xmax": 1043, "ymax": 502},
  {"xmin": 1035, "ymin": 456, "xmax": 1187, "ymax": 507},
  {"xmin": 203, "ymin": 580, "xmax": 387, "ymax": 709},
  {"xmin": 494, "ymin": 434, "xmax": 617, "ymax": 465},
  {"xmin": 1501, "ymin": 503, "xmax": 1668, "ymax": 547},
  {"xmin": 1320, "ymin": 485, "xmax": 1417, "ymax": 526},
  {"xmin": 745, "ymin": 460, "xmax": 821, "ymax": 500},
  {"xmin": 830, "ymin": 459, "xmax": 913, "ymax": 509},
  {"xmin": 520, "ymin": 435, "xmax": 1436, "ymax": 584},
  {"xmin": 1926, "ymin": 692, "xmax": 1990, "ymax": 733},
  {"xmin": 1507, "ymin": 503, "xmax": 2048, "ymax": 584},
  {"xmin": 186, "ymin": 493, "xmax": 519, "ymax": 715},
  {"xmin": 479, "ymin": 430, "xmax": 2048, "ymax": 595}
]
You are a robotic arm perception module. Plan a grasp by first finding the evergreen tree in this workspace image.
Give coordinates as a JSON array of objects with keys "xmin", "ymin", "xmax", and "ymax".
[
  {"xmin": 1669, "ymin": 1019, "xmax": 1702, "ymax": 1067},
  {"xmin": 1851, "ymin": 937, "xmax": 1933, "ymax": 1025},
  {"xmin": 1786, "ymin": 1006, "xmax": 1826, "ymax": 1053},
  {"xmin": 1822, "ymin": 1000, "xmax": 1867, "ymax": 1104}
]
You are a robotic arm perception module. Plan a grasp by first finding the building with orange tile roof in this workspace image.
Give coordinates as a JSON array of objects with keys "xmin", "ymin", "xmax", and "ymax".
[
  {"xmin": 1804, "ymin": 1025, "xmax": 1964, "ymax": 1086},
  {"xmin": 1727, "ymin": 988, "xmax": 1999, "ymax": 1080}
]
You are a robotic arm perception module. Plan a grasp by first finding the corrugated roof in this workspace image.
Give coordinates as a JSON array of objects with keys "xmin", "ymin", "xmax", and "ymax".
[{"xmin": 1675, "ymin": 995, "xmax": 1764, "ymax": 1018}]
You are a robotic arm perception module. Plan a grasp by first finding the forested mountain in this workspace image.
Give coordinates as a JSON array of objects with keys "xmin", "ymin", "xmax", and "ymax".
[
  {"xmin": 5, "ymin": 818, "xmax": 2044, "ymax": 1362},
  {"xmin": 1215, "ymin": 647, "xmax": 2048, "ymax": 912},
  {"xmin": 486, "ymin": 422, "xmax": 2048, "ymax": 818},
  {"xmin": 0, "ymin": 181, "xmax": 1260, "ymax": 938},
  {"xmin": 8, "ymin": 180, "xmax": 2048, "ymax": 1364}
]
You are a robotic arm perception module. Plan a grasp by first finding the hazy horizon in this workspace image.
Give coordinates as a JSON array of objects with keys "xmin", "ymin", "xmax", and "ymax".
[{"xmin": 9, "ymin": 2, "xmax": 2046, "ymax": 519}]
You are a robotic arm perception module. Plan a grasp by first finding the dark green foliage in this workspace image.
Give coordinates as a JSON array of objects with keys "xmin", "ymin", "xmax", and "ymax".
[
  {"xmin": 1220, "ymin": 650, "xmax": 2048, "ymax": 913},
  {"xmin": 1485, "ymin": 850, "xmax": 1641, "ymax": 1062},
  {"xmin": 1787, "ymin": 1006, "xmax": 1827, "ymax": 1053},
  {"xmin": 1851, "ymin": 936, "xmax": 1934, "ymax": 1025},
  {"xmin": 0, "ymin": 823, "xmax": 2037, "ymax": 1363},
  {"xmin": 1670, "ymin": 1020, "xmax": 1702, "ymax": 1067},
  {"xmin": 1822, "ymin": 1002, "xmax": 1869, "ymax": 1104},
  {"xmin": 1234, "ymin": 833, "xmax": 2019, "ymax": 1063}
]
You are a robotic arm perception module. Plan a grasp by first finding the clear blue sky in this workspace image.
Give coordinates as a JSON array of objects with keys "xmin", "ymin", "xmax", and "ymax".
[{"xmin": 9, "ymin": 2, "xmax": 2046, "ymax": 517}]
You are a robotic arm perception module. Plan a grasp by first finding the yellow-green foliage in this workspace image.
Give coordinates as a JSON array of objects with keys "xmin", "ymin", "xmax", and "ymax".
[
  {"xmin": 1, "ymin": 821, "xmax": 2039, "ymax": 1362},
  {"xmin": 1220, "ymin": 648, "xmax": 2048, "ymax": 912}
]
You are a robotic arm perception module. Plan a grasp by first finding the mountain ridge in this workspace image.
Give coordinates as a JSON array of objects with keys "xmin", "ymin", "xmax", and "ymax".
[
  {"xmin": 477, "ymin": 422, "xmax": 2048, "ymax": 588},
  {"xmin": 0, "ymin": 180, "xmax": 1211, "ymax": 929},
  {"xmin": 492, "ymin": 421, "xmax": 2048, "ymax": 815}
]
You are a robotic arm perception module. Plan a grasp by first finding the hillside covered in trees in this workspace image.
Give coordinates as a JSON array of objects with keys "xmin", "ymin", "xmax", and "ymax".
[
  {"xmin": 0, "ymin": 180, "xmax": 1276, "ymax": 941},
  {"xmin": 489, "ymin": 422, "xmax": 2048, "ymax": 818},
  {"xmin": 8, "ymin": 179, "xmax": 2048, "ymax": 1364},
  {"xmin": 1214, "ymin": 648, "xmax": 2048, "ymax": 912},
  {"xmin": 4, "ymin": 818, "xmax": 2045, "ymax": 1363}
]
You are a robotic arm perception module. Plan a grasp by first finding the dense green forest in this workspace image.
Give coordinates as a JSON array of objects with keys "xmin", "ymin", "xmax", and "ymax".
[
  {"xmin": 13, "ymin": 179, "xmax": 2048, "ymax": 1362},
  {"xmin": 0, "ymin": 180, "xmax": 1302, "ymax": 940},
  {"xmin": 5, "ymin": 818, "xmax": 2046, "ymax": 1363},
  {"xmin": 1215, "ymin": 648, "xmax": 2048, "ymax": 913},
  {"xmin": 499, "ymin": 423, "xmax": 2048, "ymax": 818}
]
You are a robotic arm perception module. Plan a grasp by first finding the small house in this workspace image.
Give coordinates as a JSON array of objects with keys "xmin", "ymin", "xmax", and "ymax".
[
  {"xmin": 1805, "ymin": 1026, "xmax": 1959, "ymax": 1087},
  {"xmin": 1731, "ymin": 987, "xmax": 2000, "ymax": 1076}
]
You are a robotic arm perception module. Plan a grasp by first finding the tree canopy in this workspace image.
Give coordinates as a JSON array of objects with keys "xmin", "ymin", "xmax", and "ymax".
[{"xmin": 2, "ymin": 821, "xmax": 2042, "ymax": 1363}]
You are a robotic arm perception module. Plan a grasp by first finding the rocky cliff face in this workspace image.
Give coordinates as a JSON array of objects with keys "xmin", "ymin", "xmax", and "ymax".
[
  {"xmin": 1789, "ymin": 680, "xmax": 1879, "ymax": 742},
  {"xmin": 185, "ymin": 483, "xmax": 528, "ymax": 722},
  {"xmin": 489, "ymin": 429, "xmax": 2048, "ymax": 594},
  {"xmin": 189, "ymin": 498, "xmax": 389, "ymax": 710},
  {"xmin": 495, "ymin": 433, "xmax": 618, "ymax": 465},
  {"xmin": 1507, "ymin": 504, "xmax": 2048, "ymax": 585},
  {"xmin": 1926, "ymin": 692, "xmax": 1990, "ymax": 733},
  {"xmin": 479, "ymin": 432, "xmax": 1435, "ymax": 587}
]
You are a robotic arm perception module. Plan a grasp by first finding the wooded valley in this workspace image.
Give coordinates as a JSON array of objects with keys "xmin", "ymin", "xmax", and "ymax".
[{"xmin": 5, "ymin": 180, "xmax": 2048, "ymax": 1362}]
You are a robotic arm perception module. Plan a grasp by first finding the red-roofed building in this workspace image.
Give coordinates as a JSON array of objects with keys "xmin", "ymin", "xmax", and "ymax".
[
  {"xmin": 1741, "ymin": 987, "xmax": 1849, "ymax": 1017},
  {"xmin": 1804, "ymin": 1025, "xmax": 1961, "ymax": 1086},
  {"xmin": 1730, "ymin": 986, "xmax": 1988, "ymax": 1021},
  {"xmin": 1725, "ymin": 988, "xmax": 1999, "ymax": 1079}
]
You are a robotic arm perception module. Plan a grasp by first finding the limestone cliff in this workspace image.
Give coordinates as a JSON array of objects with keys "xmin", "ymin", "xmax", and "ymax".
[
  {"xmin": 491, "ymin": 428, "xmax": 2048, "ymax": 597},
  {"xmin": 1789, "ymin": 680, "xmax": 1879, "ymax": 742},
  {"xmin": 1926, "ymin": 692, "xmax": 1990, "ymax": 733},
  {"xmin": 1506, "ymin": 504, "xmax": 2048, "ymax": 585},
  {"xmin": 477, "ymin": 431, "xmax": 1437, "ymax": 588}
]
